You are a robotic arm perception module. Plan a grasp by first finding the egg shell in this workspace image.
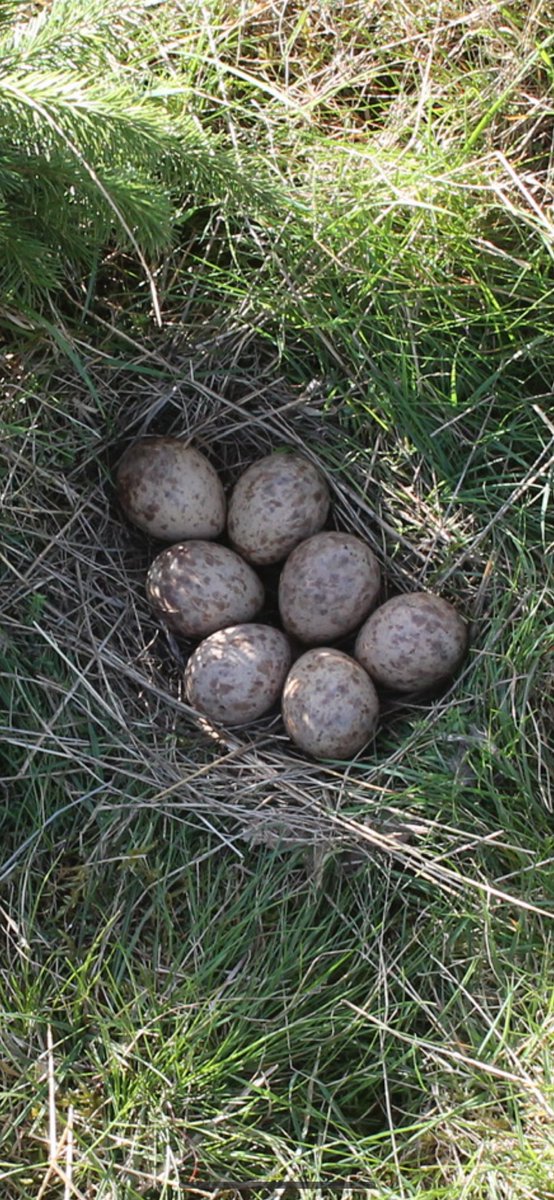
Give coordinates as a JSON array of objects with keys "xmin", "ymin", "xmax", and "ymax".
[
  {"xmin": 354, "ymin": 591, "xmax": 468, "ymax": 693},
  {"xmin": 116, "ymin": 436, "xmax": 225, "ymax": 541},
  {"xmin": 146, "ymin": 541, "xmax": 264, "ymax": 638},
  {"xmin": 185, "ymin": 624, "xmax": 292, "ymax": 726},
  {"xmin": 227, "ymin": 452, "xmax": 330, "ymax": 565},
  {"xmin": 282, "ymin": 647, "xmax": 379, "ymax": 760},
  {"xmin": 278, "ymin": 531, "xmax": 381, "ymax": 645}
]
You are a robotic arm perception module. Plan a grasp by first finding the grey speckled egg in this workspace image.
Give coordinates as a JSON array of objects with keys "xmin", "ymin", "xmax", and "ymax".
[
  {"xmin": 278, "ymin": 531, "xmax": 381, "ymax": 645},
  {"xmin": 116, "ymin": 437, "xmax": 225, "ymax": 541},
  {"xmin": 146, "ymin": 541, "xmax": 264, "ymax": 638},
  {"xmin": 185, "ymin": 624, "xmax": 292, "ymax": 726},
  {"xmin": 227, "ymin": 452, "xmax": 330, "ymax": 565},
  {"xmin": 282, "ymin": 647, "xmax": 379, "ymax": 760},
  {"xmin": 354, "ymin": 591, "xmax": 468, "ymax": 693}
]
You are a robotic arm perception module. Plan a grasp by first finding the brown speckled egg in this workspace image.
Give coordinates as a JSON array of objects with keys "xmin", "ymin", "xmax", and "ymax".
[
  {"xmin": 227, "ymin": 452, "xmax": 330, "ymax": 565},
  {"xmin": 282, "ymin": 647, "xmax": 379, "ymax": 760},
  {"xmin": 185, "ymin": 624, "xmax": 292, "ymax": 726},
  {"xmin": 355, "ymin": 592, "xmax": 468, "ymax": 693},
  {"xmin": 116, "ymin": 437, "xmax": 225, "ymax": 541},
  {"xmin": 278, "ymin": 531, "xmax": 381, "ymax": 645},
  {"xmin": 146, "ymin": 542, "xmax": 264, "ymax": 638}
]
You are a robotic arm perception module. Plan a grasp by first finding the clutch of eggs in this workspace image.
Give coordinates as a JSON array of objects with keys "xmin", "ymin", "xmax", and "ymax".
[{"xmin": 116, "ymin": 437, "xmax": 468, "ymax": 759}]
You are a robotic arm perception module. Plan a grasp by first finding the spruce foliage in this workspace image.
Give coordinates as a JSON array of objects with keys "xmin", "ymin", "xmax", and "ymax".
[{"xmin": 0, "ymin": 0, "xmax": 268, "ymax": 315}]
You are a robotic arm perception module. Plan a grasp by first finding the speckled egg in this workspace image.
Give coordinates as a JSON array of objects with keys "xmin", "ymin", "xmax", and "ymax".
[
  {"xmin": 185, "ymin": 624, "xmax": 292, "ymax": 726},
  {"xmin": 354, "ymin": 591, "xmax": 468, "ymax": 693},
  {"xmin": 282, "ymin": 647, "xmax": 379, "ymax": 760},
  {"xmin": 227, "ymin": 452, "xmax": 330, "ymax": 565},
  {"xmin": 146, "ymin": 541, "xmax": 264, "ymax": 638},
  {"xmin": 116, "ymin": 437, "xmax": 225, "ymax": 541},
  {"xmin": 278, "ymin": 531, "xmax": 381, "ymax": 645}
]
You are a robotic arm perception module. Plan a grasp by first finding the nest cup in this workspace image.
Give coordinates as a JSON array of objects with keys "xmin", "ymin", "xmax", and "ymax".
[
  {"xmin": 111, "ymin": 361, "xmax": 468, "ymax": 757},
  {"xmin": 3, "ymin": 336, "xmax": 476, "ymax": 860}
]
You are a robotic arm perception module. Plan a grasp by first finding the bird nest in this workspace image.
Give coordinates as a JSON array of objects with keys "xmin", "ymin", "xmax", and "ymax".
[{"xmin": 2, "ymin": 326, "xmax": 490, "ymax": 889}]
